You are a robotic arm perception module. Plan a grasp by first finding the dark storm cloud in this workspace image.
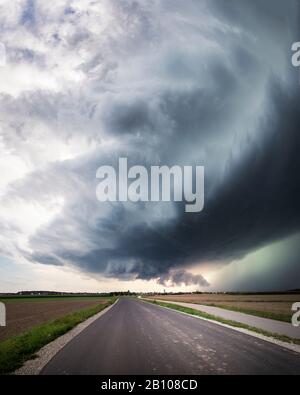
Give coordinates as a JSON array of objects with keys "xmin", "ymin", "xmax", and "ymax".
[
  {"xmin": 28, "ymin": 80, "xmax": 300, "ymax": 287},
  {"xmin": 1, "ymin": 0, "xmax": 300, "ymax": 289},
  {"xmin": 157, "ymin": 270, "xmax": 210, "ymax": 288},
  {"xmin": 215, "ymin": 233, "xmax": 300, "ymax": 292}
]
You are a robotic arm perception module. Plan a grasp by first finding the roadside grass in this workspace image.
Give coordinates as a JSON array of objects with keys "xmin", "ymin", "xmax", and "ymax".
[
  {"xmin": 0, "ymin": 298, "xmax": 116, "ymax": 375},
  {"xmin": 202, "ymin": 303, "xmax": 291, "ymax": 323},
  {"xmin": 146, "ymin": 300, "xmax": 300, "ymax": 346}
]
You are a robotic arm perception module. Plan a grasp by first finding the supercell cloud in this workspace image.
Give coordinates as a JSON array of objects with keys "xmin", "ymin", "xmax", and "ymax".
[{"xmin": 0, "ymin": 0, "xmax": 299, "ymax": 290}]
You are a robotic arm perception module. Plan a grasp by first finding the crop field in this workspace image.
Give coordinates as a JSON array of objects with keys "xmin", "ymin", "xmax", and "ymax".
[
  {"xmin": 0, "ymin": 296, "xmax": 109, "ymax": 342},
  {"xmin": 147, "ymin": 294, "xmax": 300, "ymax": 322}
]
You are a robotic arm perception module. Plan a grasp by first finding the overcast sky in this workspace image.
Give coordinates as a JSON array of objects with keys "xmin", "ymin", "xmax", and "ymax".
[{"xmin": 0, "ymin": 0, "xmax": 299, "ymax": 293}]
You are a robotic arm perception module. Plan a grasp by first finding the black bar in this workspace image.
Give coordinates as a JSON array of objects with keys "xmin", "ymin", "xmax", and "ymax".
[{"xmin": 0, "ymin": 375, "xmax": 285, "ymax": 393}]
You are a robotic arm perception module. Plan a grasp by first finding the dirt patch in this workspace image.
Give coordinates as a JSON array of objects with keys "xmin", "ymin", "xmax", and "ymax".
[{"xmin": 0, "ymin": 298, "xmax": 108, "ymax": 342}]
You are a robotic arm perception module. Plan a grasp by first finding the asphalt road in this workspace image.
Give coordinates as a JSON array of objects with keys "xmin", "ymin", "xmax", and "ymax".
[{"xmin": 41, "ymin": 298, "xmax": 300, "ymax": 375}]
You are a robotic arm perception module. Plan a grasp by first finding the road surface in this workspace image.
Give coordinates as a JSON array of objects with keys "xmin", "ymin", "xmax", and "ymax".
[{"xmin": 41, "ymin": 298, "xmax": 300, "ymax": 375}]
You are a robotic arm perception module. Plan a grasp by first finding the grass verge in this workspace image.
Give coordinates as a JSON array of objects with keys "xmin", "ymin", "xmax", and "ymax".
[
  {"xmin": 202, "ymin": 303, "xmax": 291, "ymax": 323},
  {"xmin": 0, "ymin": 298, "xmax": 116, "ymax": 375},
  {"xmin": 146, "ymin": 300, "xmax": 300, "ymax": 346}
]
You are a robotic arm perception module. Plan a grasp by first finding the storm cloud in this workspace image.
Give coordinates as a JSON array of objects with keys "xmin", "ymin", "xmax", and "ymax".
[
  {"xmin": 0, "ymin": 0, "xmax": 299, "ymax": 290},
  {"xmin": 157, "ymin": 270, "xmax": 210, "ymax": 288}
]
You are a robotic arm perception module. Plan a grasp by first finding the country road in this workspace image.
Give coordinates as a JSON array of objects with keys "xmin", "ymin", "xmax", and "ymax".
[{"xmin": 41, "ymin": 298, "xmax": 300, "ymax": 375}]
